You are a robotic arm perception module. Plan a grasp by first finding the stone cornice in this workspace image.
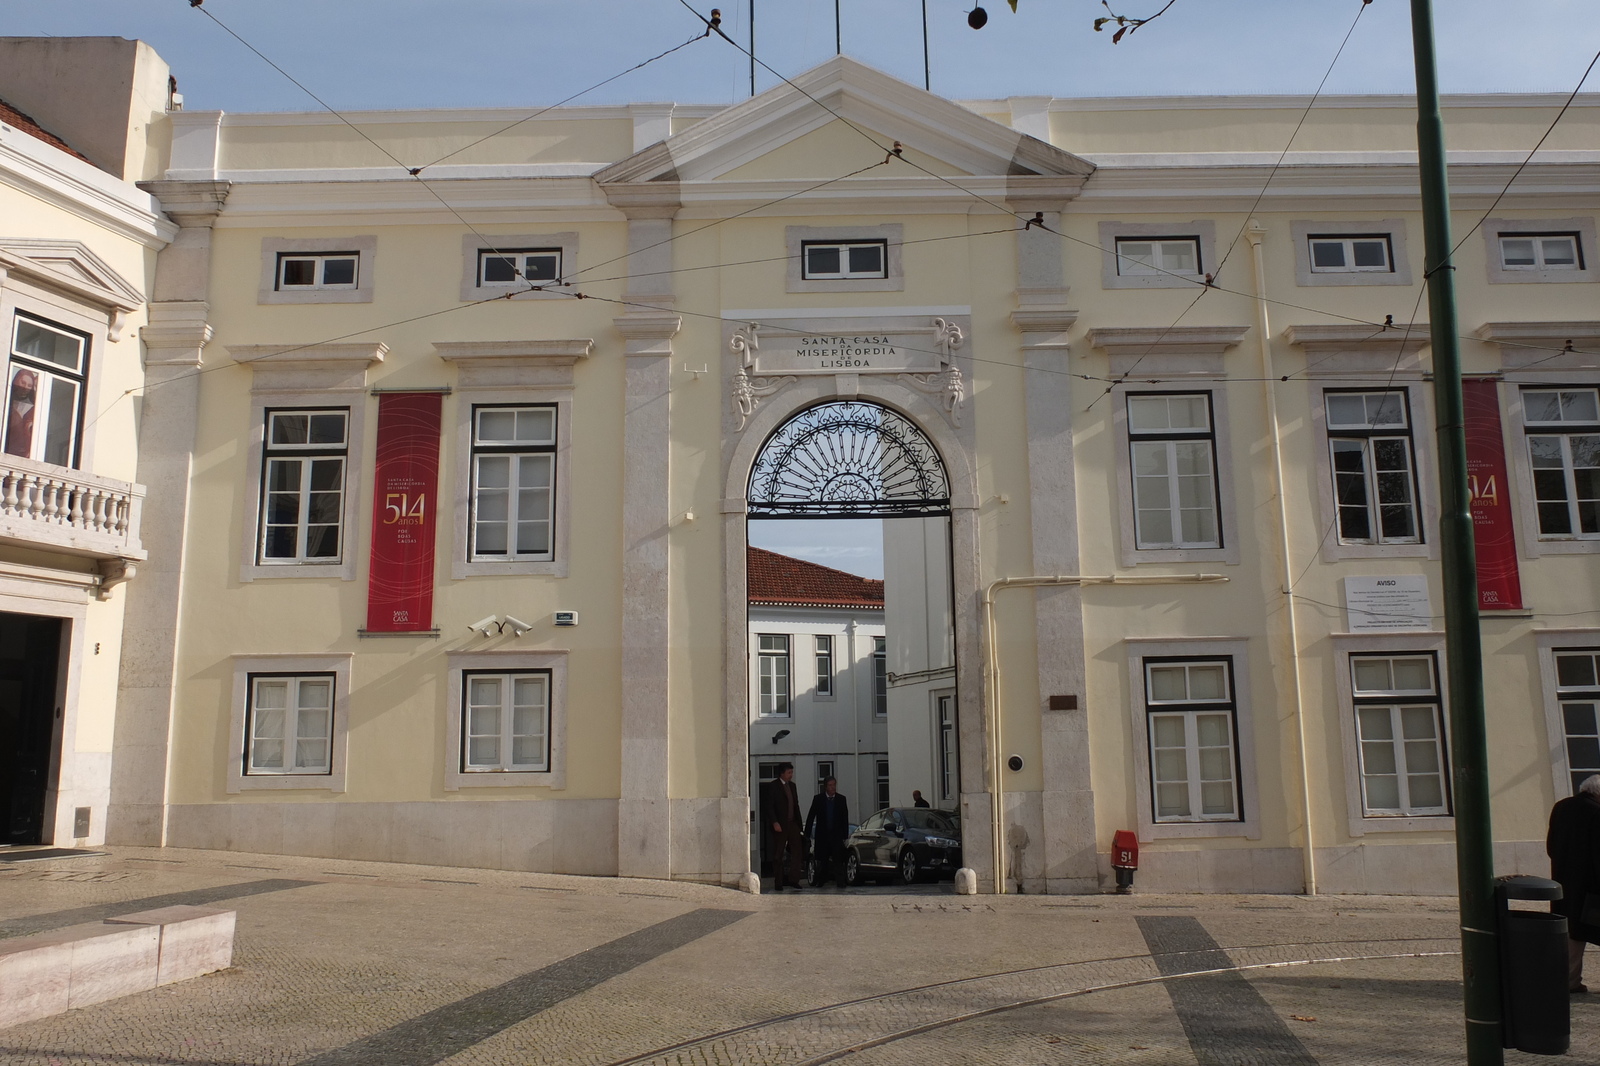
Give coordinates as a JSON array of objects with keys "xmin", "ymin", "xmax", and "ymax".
[
  {"xmin": 230, "ymin": 342, "xmax": 388, "ymax": 368},
  {"xmin": 1476, "ymin": 321, "xmax": 1600, "ymax": 346},
  {"xmin": 141, "ymin": 302, "xmax": 213, "ymax": 366},
  {"xmin": 1284, "ymin": 323, "xmax": 1430, "ymax": 356},
  {"xmin": 613, "ymin": 311, "xmax": 682, "ymax": 357},
  {"xmin": 0, "ymin": 126, "xmax": 177, "ymax": 249},
  {"xmin": 139, "ymin": 180, "xmax": 232, "ymax": 228},
  {"xmin": 1477, "ymin": 321, "xmax": 1600, "ymax": 373},
  {"xmin": 1084, "ymin": 326, "xmax": 1250, "ymax": 357},
  {"xmin": 433, "ymin": 340, "xmax": 593, "ymax": 363},
  {"xmin": 597, "ymin": 180, "xmax": 683, "ymax": 218}
]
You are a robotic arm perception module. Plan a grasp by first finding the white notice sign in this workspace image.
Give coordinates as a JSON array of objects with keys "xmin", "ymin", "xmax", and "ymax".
[{"xmin": 1344, "ymin": 575, "xmax": 1432, "ymax": 632}]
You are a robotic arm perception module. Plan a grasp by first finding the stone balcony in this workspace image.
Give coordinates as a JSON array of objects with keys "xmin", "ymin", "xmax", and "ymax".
[{"xmin": 0, "ymin": 455, "xmax": 145, "ymax": 563}]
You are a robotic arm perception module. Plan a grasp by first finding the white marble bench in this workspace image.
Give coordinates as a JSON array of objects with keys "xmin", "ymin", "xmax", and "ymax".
[{"xmin": 0, "ymin": 905, "xmax": 235, "ymax": 1028}]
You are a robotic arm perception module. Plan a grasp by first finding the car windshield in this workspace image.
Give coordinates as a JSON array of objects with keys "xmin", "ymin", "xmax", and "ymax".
[{"xmin": 901, "ymin": 809, "xmax": 956, "ymax": 833}]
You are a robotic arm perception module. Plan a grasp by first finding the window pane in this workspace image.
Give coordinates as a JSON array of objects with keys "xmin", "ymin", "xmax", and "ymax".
[
  {"xmin": 1198, "ymin": 746, "xmax": 1232, "ymax": 781},
  {"xmin": 1353, "ymin": 659, "xmax": 1393, "ymax": 693},
  {"xmin": 1326, "ymin": 394, "xmax": 1368, "ymax": 428},
  {"xmin": 1408, "ymin": 774, "xmax": 1444, "ymax": 809},
  {"xmin": 515, "ymin": 408, "xmax": 555, "ymax": 443},
  {"xmin": 1188, "ymin": 665, "xmax": 1227, "ymax": 702},
  {"xmin": 1358, "ymin": 704, "xmax": 1395, "ymax": 739},
  {"xmin": 1153, "ymin": 749, "xmax": 1188, "ymax": 782},
  {"xmin": 1391, "ymin": 658, "xmax": 1433, "ymax": 693},
  {"xmin": 280, "ymin": 258, "xmax": 316, "ymax": 286},
  {"xmin": 42, "ymin": 377, "xmax": 77, "ymax": 466},
  {"xmin": 251, "ymin": 739, "xmax": 285, "ymax": 769},
  {"xmin": 1524, "ymin": 392, "xmax": 1566, "ymax": 424},
  {"xmin": 270, "ymin": 413, "xmax": 310, "ymax": 445},
  {"xmin": 469, "ymin": 677, "xmax": 501, "ymax": 706},
  {"xmin": 1563, "ymin": 391, "xmax": 1600, "ymax": 422},
  {"xmin": 254, "ymin": 680, "xmax": 288, "ymax": 713},
  {"xmin": 482, "ymin": 255, "xmax": 517, "ymax": 283},
  {"xmin": 14, "ymin": 320, "xmax": 84, "ymax": 372},
  {"xmin": 478, "ymin": 410, "xmax": 516, "ymax": 442},
  {"xmin": 1362, "ymin": 740, "xmax": 1398, "ymax": 776},
  {"xmin": 296, "ymin": 738, "xmax": 328, "ymax": 770},
  {"xmin": 1541, "ymin": 238, "xmax": 1577, "ymax": 267},
  {"xmin": 1156, "ymin": 782, "xmax": 1191, "ymax": 818},
  {"xmin": 1404, "ymin": 739, "xmax": 1441, "ymax": 774},
  {"xmin": 1151, "ymin": 713, "xmax": 1187, "ymax": 748},
  {"xmin": 1200, "ymin": 781, "xmax": 1235, "ymax": 815},
  {"xmin": 1159, "ymin": 241, "xmax": 1197, "ymax": 273},
  {"xmin": 299, "ymin": 679, "xmax": 331, "ymax": 709},
  {"xmin": 806, "ymin": 246, "xmax": 841, "ymax": 275},
  {"xmin": 1311, "ymin": 240, "xmax": 1346, "ymax": 268},
  {"xmin": 468, "ymin": 737, "xmax": 500, "ymax": 765},
  {"xmin": 1364, "ymin": 774, "xmax": 1401, "ymax": 811},
  {"xmin": 1562, "ymin": 701, "xmax": 1598, "ymax": 736},
  {"xmin": 1195, "ymin": 711, "xmax": 1231, "ymax": 746},
  {"xmin": 522, "ymin": 253, "xmax": 559, "ymax": 282},
  {"xmin": 1117, "ymin": 242, "xmax": 1156, "ymax": 274},
  {"xmin": 1149, "ymin": 667, "xmax": 1188, "ymax": 703},
  {"xmin": 848, "ymin": 244, "xmax": 884, "ymax": 274},
  {"xmin": 1567, "ymin": 735, "xmax": 1600, "ymax": 770},
  {"xmin": 308, "ymin": 413, "xmax": 346, "ymax": 445},
  {"xmin": 1352, "ymin": 240, "xmax": 1389, "ymax": 268},
  {"xmin": 1501, "ymin": 238, "xmax": 1536, "ymax": 266},
  {"xmin": 321, "ymin": 258, "xmax": 357, "ymax": 286},
  {"xmin": 1557, "ymin": 654, "xmax": 1599, "ymax": 688}
]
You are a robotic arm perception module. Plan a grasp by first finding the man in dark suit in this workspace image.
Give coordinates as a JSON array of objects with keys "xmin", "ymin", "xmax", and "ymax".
[
  {"xmin": 805, "ymin": 777, "xmax": 851, "ymax": 887},
  {"xmin": 761, "ymin": 762, "xmax": 805, "ymax": 892},
  {"xmin": 1549, "ymin": 773, "xmax": 1600, "ymax": 992}
]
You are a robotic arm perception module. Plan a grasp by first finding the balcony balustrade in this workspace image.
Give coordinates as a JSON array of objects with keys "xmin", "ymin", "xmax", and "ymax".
[{"xmin": 0, "ymin": 455, "xmax": 145, "ymax": 561}]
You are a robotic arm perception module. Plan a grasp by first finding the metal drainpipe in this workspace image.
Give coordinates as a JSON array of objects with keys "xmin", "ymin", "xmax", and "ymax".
[
  {"xmin": 1245, "ymin": 221, "xmax": 1318, "ymax": 897},
  {"xmin": 980, "ymin": 572, "xmax": 1229, "ymax": 893}
]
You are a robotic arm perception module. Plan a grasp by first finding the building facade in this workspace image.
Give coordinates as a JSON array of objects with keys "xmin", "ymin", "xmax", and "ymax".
[{"xmin": 12, "ymin": 38, "xmax": 1598, "ymax": 893}]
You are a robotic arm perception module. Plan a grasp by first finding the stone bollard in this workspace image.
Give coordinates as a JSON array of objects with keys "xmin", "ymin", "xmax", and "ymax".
[
  {"xmin": 953, "ymin": 867, "xmax": 978, "ymax": 895},
  {"xmin": 738, "ymin": 871, "xmax": 762, "ymax": 894}
]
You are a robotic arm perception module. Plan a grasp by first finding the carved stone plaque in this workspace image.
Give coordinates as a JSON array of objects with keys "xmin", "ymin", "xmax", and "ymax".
[{"xmin": 752, "ymin": 330, "xmax": 941, "ymax": 375}]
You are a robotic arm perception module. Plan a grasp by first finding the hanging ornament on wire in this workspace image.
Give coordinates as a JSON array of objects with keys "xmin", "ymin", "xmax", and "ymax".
[{"xmin": 967, "ymin": 5, "xmax": 988, "ymax": 29}]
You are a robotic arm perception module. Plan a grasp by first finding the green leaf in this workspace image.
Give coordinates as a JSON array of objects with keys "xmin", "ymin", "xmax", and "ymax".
[{"xmin": 1007, "ymin": 0, "xmax": 1018, "ymax": 9}]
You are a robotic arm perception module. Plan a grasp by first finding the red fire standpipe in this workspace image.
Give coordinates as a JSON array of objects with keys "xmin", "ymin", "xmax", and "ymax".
[{"xmin": 1112, "ymin": 830, "xmax": 1139, "ymax": 894}]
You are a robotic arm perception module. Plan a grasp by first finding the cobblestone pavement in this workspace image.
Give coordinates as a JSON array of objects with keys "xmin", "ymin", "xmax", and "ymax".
[{"xmin": 1, "ymin": 845, "xmax": 1596, "ymax": 1065}]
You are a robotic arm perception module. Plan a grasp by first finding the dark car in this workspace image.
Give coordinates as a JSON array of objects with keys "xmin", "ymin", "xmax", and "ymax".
[{"xmin": 843, "ymin": 806, "xmax": 962, "ymax": 885}]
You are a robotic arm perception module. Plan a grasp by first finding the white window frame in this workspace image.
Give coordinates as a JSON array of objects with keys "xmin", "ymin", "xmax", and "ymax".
[
  {"xmin": 800, "ymin": 241, "xmax": 889, "ymax": 281},
  {"xmin": 1309, "ymin": 381, "xmax": 1437, "ymax": 563},
  {"xmin": 1113, "ymin": 388, "xmax": 1238, "ymax": 566},
  {"xmin": 468, "ymin": 404, "xmax": 557, "ymax": 563},
  {"xmin": 258, "ymin": 236, "xmax": 376, "ymax": 304},
  {"xmin": 459, "ymin": 232, "xmax": 578, "ymax": 301},
  {"xmin": 5, "ymin": 312, "xmax": 88, "ymax": 468},
  {"xmin": 1144, "ymin": 658, "xmax": 1241, "ymax": 824},
  {"xmin": 1521, "ymin": 386, "xmax": 1600, "ymax": 541},
  {"xmin": 244, "ymin": 674, "xmax": 336, "ymax": 776},
  {"xmin": 1309, "ymin": 235, "xmax": 1393, "ymax": 274},
  {"xmin": 1348, "ymin": 653, "xmax": 1450, "ymax": 818},
  {"xmin": 477, "ymin": 248, "xmax": 563, "ymax": 288},
  {"xmin": 784, "ymin": 225, "xmax": 903, "ymax": 293},
  {"xmin": 1099, "ymin": 220, "xmax": 1217, "ymax": 290},
  {"xmin": 873, "ymin": 635, "xmax": 888, "ymax": 719},
  {"xmin": 460, "ymin": 670, "xmax": 552, "ymax": 773},
  {"xmin": 876, "ymin": 758, "xmax": 891, "ymax": 811},
  {"xmin": 935, "ymin": 690, "xmax": 957, "ymax": 804},
  {"xmin": 1332, "ymin": 631, "xmax": 1453, "ymax": 835},
  {"xmin": 1483, "ymin": 217, "xmax": 1597, "ymax": 285},
  {"xmin": 1499, "ymin": 233, "xmax": 1581, "ymax": 271},
  {"xmin": 757, "ymin": 633, "xmax": 791, "ymax": 718},
  {"xmin": 1115, "ymin": 237, "xmax": 1201, "ymax": 278},
  {"xmin": 445, "ymin": 650, "xmax": 567, "ymax": 790},
  {"xmin": 814, "ymin": 634, "xmax": 834, "ymax": 699},
  {"xmin": 228, "ymin": 654, "xmax": 351, "ymax": 793},
  {"xmin": 1126, "ymin": 392, "xmax": 1222, "ymax": 551},
  {"xmin": 1290, "ymin": 220, "xmax": 1413, "ymax": 287},
  {"xmin": 1537, "ymin": 631, "xmax": 1600, "ymax": 799},
  {"xmin": 256, "ymin": 407, "xmax": 350, "ymax": 567},
  {"xmin": 1125, "ymin": 638, "xmax": 1258, "ymax": 840},
  {"xmin": 276, "ymin": 252, "xmax": 359, "ymax": 292},
  {"xmin": 1325, "ymin": 390, "xmax": 1423, "ymax": 547}
]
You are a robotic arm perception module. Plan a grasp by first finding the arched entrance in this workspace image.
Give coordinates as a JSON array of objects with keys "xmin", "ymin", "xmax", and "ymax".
[{"xmin": 744, "ymin": 400, "xmax": 961, "ymax": 891}]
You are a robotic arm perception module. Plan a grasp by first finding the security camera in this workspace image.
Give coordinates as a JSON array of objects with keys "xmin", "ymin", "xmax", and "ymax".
[
  {"xmin": 500, "ymin": 616, "xmax": 533, "ymax": 637},
  {"xmin": 1007, "ymin": 755, "xmax": 1024, "ymax": 772},
  {"xmin": 467, "ymin": 615, "xmax": 499, "ymax": 637}
]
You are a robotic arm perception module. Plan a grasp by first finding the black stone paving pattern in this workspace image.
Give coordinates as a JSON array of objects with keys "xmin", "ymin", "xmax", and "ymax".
[
  {"xmin": 296, "ymin": 907, "xmax": 752, "ymax": 1066},
  {"xmin": 0, "ymin": 877, "xmax": 321, "ymax": 939},
  {"xmin": 1139, "ymin": 915, "xmax": 1320, "ymax": 1066}
]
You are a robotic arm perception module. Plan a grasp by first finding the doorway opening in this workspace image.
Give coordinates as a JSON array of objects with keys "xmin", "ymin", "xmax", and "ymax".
[
  {"xmin": 745, "ymin": 400, "xmax": 959, "ymax": 891},
  {"xmin": 0, "ymin": 613, "xmax": 65, "ymax": 845}
]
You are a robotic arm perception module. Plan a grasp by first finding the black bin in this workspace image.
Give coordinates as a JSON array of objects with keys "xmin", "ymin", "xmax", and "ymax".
[{"xmin": 1496, "ymin": 874, "xmax": 1570, "ymax": 1055}]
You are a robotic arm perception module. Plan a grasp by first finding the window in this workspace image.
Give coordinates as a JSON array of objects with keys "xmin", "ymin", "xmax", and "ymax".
[
  {"xmin": 477, "ymin": 248, "xmax": 562, "ymax": 288},
  {"xmin": 1500, "ymin": 233, "xmax": 1582, "ymax": 271},
  {"xmin": 1309, "ymin": 235, "xmax": 1392, "ymax": 273},
  {"xmin": 876, "ymin": 758, "xmax": 890, "ymax": 811},
  {"xmin": 461, "ymin": 671, "xmax": 550, "ymax": 772},
  {"xmin": 1350, "ymin": 654, "xmax": 1449, "ymax": 817},
  {"xmin": 245, "ymin": 674, "xmax": 334, "ymax": 776},
  {"xmin": 1144, "ymin": 658, "xmax": 1240, "ymax": 823},
  {"xmin": 1524, "ymin": 388, "xmax": 1600, "ymax": 538},
  {"xmin": 815, "ymin": 635, "xmax": 833, "ymax": 697},
  {"xmin": 758, "ymin": 635, "xmax": 791, "ymax": 717},
  {"xmin": 4, "ymin": 314, "xmax": 87, "ymax": 467},
  {"xmin": 259, "ymin": 408, "xmax": 348, "ymax": 564},
  {"xmin": 1556, "ymin": 649, "xmax": 1600, "ymax": 796},
  {"xmin": 276, "ymin": 252, "xmax": 358, "ymax": 291},
  {"xmin": 470, "ymin": 405, "xmax": 555, "ymax": 561},
  {"xmin": 937, "ymin": 693, "xmax": 956, "ymax": 803},
  {"xmin": 1115, "ymin": 237, "xmax": 1200, "ymax": 277},
  {"xmin": 801, "ymin": 241, "xmax": 887, "ymax": 280},
  {"xmin": 1326, "ymin": 391, "xmax": 1421, "ymax": 545},
  {"xmin": 817, "ymin": 759, "xmax": 835, "ymax": 793},
  {"xmin": 1127, "ymin": 393, "xmax": 1220, "ymax": 549},
  {"xmin": 873, "ymin": 636, "xmax": 888, "ymax": 718}
]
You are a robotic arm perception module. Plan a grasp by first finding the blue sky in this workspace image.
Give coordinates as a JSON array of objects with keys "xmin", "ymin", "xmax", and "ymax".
[{"xmin": 9, "ymin": 0, "xmax": 1598, "ymax": 114}]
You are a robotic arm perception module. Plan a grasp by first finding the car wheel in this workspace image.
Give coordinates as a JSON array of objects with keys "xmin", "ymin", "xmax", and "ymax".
[
  {"xmin": 898, "ymin": 846, "xmax": 920, "ymax": 885},
  {"xmin": 806, "ymin": 856, "xmax": 821, "ymax": 887},
  {"xmin": 845, "ymin": 852, "xmax": 863, "ymax": 887}
]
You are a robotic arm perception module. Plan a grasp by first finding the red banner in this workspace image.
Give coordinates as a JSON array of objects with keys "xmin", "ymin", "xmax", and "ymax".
[
  {"xmin": 366, "ymin": 393, "xmax": 442, "ymax": 632},
  {"xmin": 1463, "ymin": 378, "xmax": 1522, "ymax": 610}
]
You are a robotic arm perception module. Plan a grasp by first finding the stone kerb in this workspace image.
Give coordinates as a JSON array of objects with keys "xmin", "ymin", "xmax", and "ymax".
[{"xmin": 0, "ymin": 905, "xmax": 235, "ymax": 1028}]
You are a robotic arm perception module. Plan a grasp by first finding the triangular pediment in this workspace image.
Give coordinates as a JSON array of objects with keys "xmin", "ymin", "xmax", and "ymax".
[
  {"xmin": 0, "ymin": 238, "xmax": 143, "ymax": 312},
  {"xmin": 596, "ymin": 56, "xmax": 1093, "ymax": 188}
]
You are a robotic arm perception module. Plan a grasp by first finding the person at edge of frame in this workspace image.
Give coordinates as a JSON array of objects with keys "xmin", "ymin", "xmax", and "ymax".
[{"xmin": 1548, "ymin": 773, "xmax": 1600, "ymax": 993}]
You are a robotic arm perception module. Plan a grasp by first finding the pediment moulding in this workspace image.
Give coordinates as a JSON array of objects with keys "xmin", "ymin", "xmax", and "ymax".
[
  {"xmin": 138, "ymin": 179, "xmax": 231, "ymax": 227},
  {"xmin": 433, "ymin": 338, "xmax": 593, "ymax": 389},
  {"xmin": 1284, "ymin": 323, "xmax": 1430, "ymax": 356},
  {"xmin": 0, "ymin": 238, "xmax": 144, "ymax": 329},
  {"xmin": 1084, "ymin": 326, "xmax": 1250, "ymax": 358},
  {"xmin": 229, "ymin": 341, "xmax": 386, "ymax": 392},
  {"xmin": 1478, "ymin": 321, "xmax": 1600, "ymax": 374}
]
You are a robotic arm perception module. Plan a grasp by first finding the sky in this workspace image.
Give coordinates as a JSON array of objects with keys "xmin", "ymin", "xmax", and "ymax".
[
  {"xmin": 7, "ymin": 0, "xmax": 1599, "ymax": 115},
  {"xmin": 749, "ymin": 519, "xmax": 885, "ymax": 579}
]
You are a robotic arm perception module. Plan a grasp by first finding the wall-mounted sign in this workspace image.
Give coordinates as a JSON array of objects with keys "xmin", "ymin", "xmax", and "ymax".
[
  {"xmin": 751, "ymin": 331, "xmax": 942, "ymax": 375},
  {"xmin": 1463, "ymin": 378, "xmax": 1523, "ymax": 610},
  {"xmin": 1344, "ymin": 575, "xmax": 1432, "ymax": 632},
  {"xmin": 366, "ymin": 393, "xmax": 442, "ymax": 632}
]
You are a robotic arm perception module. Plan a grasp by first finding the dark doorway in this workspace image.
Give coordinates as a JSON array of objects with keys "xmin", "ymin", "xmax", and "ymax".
[{"xmin": 0, "ymin": 613, "xmax": 64, "ymax": 844}]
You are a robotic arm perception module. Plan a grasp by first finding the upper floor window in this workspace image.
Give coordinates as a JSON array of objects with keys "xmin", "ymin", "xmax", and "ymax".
[
  {"xmin": 1309, "ymin": 235, "xmax": 1393, "ymax": 274},
  {"xmin": 1127, "ymin": 393, "xmax": 1220, "ymax": 550},
  {"xmin": 277, "ymin": 252, "xmax": 358, "ymax": 291},
  {"xmin": 259, "ymin": 408, "xmax": 348, "ymax": 564},
  {"xmin": 1350, "ymin": 653, "xmax": 1449, "ymax": 817},
  {"xmin": 1500, "ymin": 233, "xmax": 1582, "ymax": 272},
  {"xmin": 1326, "ymin": 390, "xmax": 1420, "ymax": 545},
  {"xmin": 815, "ymin": 634, "xmax": 834, "ymax": 697},
  {"xmin": 1145, "ymin": 657, "xmax": 1240, "ymax": 823},
  {"xmin": 4, "ymin": 314, "xmax": 87, "ymax": 468},
  {"xmin": 469, "ymin": 405, "xmax": 555, "ymax": 561},
  {"xmin": 1115, "ymin": 237, "xmax": 1200, "ymax": 278},
  {"xmin": 478, "ymin": 248, "xmax": 561, "ymax": 288},
  {"xmin": 873, "ymin": 636, "xmax": 888, "ymax": 718},
  {"xmin": 758, "ymin": 634, "xmax": 791, "ymax": 717},
  {"xmin": 1524, "ymin": 387, "xmax": 1600, "ymax": 539},
  {"xmin": 801, "ymin": 241, "xmax": 887, "ymax": 280}
]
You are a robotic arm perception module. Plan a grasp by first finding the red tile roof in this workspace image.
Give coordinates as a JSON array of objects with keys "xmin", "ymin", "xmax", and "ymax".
[
  {"xmin": 0, "ymin": 97, "xmax": 93, "ymax": 164},
  {"xmin": 748, "ymin": 546, "xmax": 884, "ymax": 608}
]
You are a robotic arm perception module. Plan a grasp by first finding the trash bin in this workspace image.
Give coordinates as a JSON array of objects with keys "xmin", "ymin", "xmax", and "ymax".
[{"xmin": 1496, "ymin": 874, "xmax": 1570, "ymax": 1055}]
